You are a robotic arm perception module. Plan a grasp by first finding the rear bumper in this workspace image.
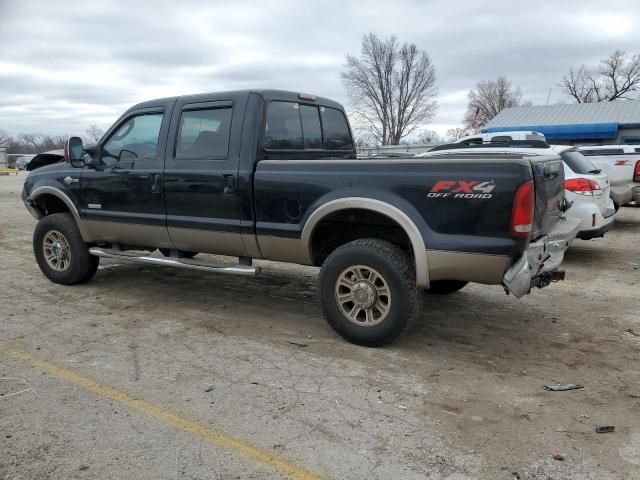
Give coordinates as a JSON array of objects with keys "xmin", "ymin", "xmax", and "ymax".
[
  {"xmin": 610, "ymin": 186, "xmax": 633, "ymax": 207},
  {"xmin": 577, "ymin": 211, "xmax": 615, "ymax": 240},
  {"xmin": 503, "ymin": 216, "xmax": 581, "ymax": 298},
  {"xmin": 577, "ymin": 221, "xmax": 614, "ymax": 240}
]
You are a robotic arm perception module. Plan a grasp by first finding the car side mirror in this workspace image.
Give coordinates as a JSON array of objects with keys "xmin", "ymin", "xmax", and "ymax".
[{"xmin": 65, "ymin": 137, "xmax": 85, "ymax": 168}]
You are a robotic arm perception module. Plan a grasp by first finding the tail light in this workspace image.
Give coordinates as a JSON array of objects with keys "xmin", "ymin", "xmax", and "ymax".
[
  {"xmin": 634, "ymin": 160, "xmax": 640, "ymax": 183},
  {"xmin": 510, "ymin": 180, "xmax": 534, "ymax": 237},
  {"xmin": 564, "ymin": 178, "xmax": 601, "ymax": 196}
]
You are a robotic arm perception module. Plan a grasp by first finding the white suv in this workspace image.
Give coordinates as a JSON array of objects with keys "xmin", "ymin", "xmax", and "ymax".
[
  {"xmin": 577, "ymin": 145, "xmax": 640, "ymax": 209},
  {"xmin": 419, "ymin": 138, "xmax": 616, "ymax": 240},
  {"xmin": 560, "ymin": 148, "xmax": 615, "ymax": 239}
]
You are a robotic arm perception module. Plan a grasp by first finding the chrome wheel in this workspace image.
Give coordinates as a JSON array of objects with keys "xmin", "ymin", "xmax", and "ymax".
[
  {"xmin": 42, "ymin": 230, "xmax": 71, "ymax": 272},
  {"xmin": 334, "ymin": 265, "xmax": 391, "ymax": 327}
]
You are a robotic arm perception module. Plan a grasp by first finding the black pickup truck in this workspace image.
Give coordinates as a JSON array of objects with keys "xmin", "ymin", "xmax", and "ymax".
[{"xmin": 22, "ymin": 89, "xmax": 579, "ymax": 346}]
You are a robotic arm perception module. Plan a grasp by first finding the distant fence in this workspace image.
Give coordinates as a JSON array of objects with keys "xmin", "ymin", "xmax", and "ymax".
[{"xmin": 357, "ymin": 143, "xmax": 435, "ymax": 156}]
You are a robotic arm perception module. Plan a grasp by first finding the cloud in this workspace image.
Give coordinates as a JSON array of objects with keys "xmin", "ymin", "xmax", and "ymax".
[{"xmin": 1, "ymin": 0, "xmax": 639, "ymax": 137}]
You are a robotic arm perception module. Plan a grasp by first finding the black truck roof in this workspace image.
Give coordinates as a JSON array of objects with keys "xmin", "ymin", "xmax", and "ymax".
[{"xmin": 127, "ymin": 89, "xmax": 345, "ymax": 113}]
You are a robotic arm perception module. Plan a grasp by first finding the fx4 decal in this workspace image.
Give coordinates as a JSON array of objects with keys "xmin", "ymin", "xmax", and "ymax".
[{"xmin": 428, "ymin": 180, "xmax": 496, "ymax": 199}]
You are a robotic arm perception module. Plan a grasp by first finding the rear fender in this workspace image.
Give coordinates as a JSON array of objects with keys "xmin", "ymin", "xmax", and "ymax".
[{"xmin": 300, "ymin": 197, "xmax": 430, "ymax": 288}]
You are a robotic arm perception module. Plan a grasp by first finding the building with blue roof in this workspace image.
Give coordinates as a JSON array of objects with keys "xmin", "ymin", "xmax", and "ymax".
[{"xmin": 483, "ymin": 100, "xmax": 640, "ymax": 145}]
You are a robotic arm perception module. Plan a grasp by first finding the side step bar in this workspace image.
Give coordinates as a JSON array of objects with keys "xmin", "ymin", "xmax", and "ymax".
[{"xmin": 89, "ymin": 247, "xmax": 259, "ymax": 276}]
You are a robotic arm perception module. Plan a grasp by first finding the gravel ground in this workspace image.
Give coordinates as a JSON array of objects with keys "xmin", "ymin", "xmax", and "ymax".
[{"xmin": 1, "ymin": 172, "xmax": 639, "ymax": 480}]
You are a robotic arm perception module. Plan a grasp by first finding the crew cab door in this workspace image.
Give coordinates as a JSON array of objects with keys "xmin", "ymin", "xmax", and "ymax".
[
  {"xmin": 80, "ymin": 108, "xmax": 173, "ymax": 248},
  {"xmin": 163, "ymin": 96, "xmax": 247, "ymax": 256}
]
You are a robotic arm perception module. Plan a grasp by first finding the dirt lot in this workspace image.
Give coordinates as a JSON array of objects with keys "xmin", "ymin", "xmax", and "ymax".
[{"xmin": 1, "ymin": 172, "xmax": 639, "ymax": 480}]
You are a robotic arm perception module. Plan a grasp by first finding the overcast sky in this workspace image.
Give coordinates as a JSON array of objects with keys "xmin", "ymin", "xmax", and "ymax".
[{"xmin": 1, "ymin": 0, "xmax": 639, "ymax": 138}]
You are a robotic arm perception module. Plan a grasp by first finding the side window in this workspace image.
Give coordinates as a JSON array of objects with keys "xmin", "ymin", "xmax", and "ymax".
[
  {"xmin": 175, "ymin": 108, "xmax": 232, "ymax": 158},
  {"xmin": 263, "ymin": 101, "xmax": 303, "ymax": 150},
  {"xmin": 491, "ymin": 135, "xmax": 512, "ymax": 142},
  {"xmin": 299, "ymin": 105, "xmax": 322, "ymax": 149},
  {"xmin": 320, "ymin": 107, "xmax": 353, "ymax": 150},
  {"xmin": 102, "ymin": 113, "xmax": 163, "ymax": 166}
]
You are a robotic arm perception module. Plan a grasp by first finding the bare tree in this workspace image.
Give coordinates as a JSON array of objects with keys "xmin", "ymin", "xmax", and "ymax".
[
  {"xmin": 463, "ymin": 77, "xmax": 525, "ymax": 129},
  {"xmin": 3, "ymin": 133, "xmax": 68, "ymax": 154},
  {"xmin": 342, "ymin": 33, "xmax": 438, "ymax": 145},
  {"xmin": 17, "ymin": 133, "xmax": 42, "ymax": 151},
  {"xmin": 560, "ymin": 50, "xmax": 640, "ymax": 102},
  {"xmin": 445, "ymin": 127, "xmax": 466, "ymax": 142},
  {"xmin": 85, "ymin": 124, "xmax": 105, "ymax": 143},
  {"xmin": 0, "ymin": 129, "xmax": 10, "ymax": 148},
  {"xmin": 417, "ymin": 129, "xmax": 441, "ymax": 144}
]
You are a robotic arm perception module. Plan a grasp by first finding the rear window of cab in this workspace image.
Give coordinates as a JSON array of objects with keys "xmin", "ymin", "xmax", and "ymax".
[{"xmin": 263, "ymin": 101, "xmax": 353, "ymax": 152}]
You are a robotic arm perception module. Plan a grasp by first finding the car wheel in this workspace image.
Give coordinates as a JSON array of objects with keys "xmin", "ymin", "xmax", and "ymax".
[
  {"xmin": 319, "ymin": 239, "xmax": 421, "ymax": 347},
  {"xmin": 33, "ymin": 213, "xmax": 99, "ymax": 285},
  {"xmin": 425, "ymin": 280, "xmax": 468, "ymax": 295},
  {"xmin": 159, "ymin": 248, "xmax": 198, "ymax": 259}
]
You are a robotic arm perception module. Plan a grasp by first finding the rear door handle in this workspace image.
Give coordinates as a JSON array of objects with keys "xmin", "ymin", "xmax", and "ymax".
[
  {"xmin": 222, "ymin": 174, "xmax": 236, "ymax": 194},
  {"xmin": 151, "ymin": 174, "xmax": 161, "ymax": 194}
]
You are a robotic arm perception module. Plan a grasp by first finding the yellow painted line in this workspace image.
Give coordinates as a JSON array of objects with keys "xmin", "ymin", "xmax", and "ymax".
[{"xmin": 0, "ymin": 341, "xmax": 326, "ymax": 480}]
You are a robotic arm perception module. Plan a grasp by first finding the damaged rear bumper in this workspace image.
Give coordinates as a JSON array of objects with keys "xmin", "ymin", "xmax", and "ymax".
[{"xmin": 503, "ymin": 217, "xmax": 581, "ymax": 298}]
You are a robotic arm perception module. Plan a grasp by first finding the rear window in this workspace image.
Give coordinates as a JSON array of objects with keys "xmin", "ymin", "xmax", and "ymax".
[
  {"xmin": 263, "ymin": 101, "xmax": 303, "ymax": 150},
  {"xmin": 320, "ymin": 107, "xmax": 353, "ymax": 150},
  {"xmin": 300, "ymin": 105, "xmax": 322, "ymax": 149},
  {"xmin": 263, "ymin": 101, "xmax": 353, "ymax": 152},
  {"xmin": 580, "ymin": 148, "xmax": 625, "ymax": 156},
  {"xmin": 562, "ymin": 151, "xmax": 598, "ymax": 174}
]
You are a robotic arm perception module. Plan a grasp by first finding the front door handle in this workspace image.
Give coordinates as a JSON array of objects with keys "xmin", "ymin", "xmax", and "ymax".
[
  {"xmin": 151, "ymin": 174, "xmax": 161, "ymax": 194},
  {"xmin": 222, "ymin": 175, "xmax": 236, "ymax": 194}
]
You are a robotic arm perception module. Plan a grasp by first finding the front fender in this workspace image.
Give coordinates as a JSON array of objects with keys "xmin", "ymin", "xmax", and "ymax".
[{"xmin": 26, "ymin": 184, "xmax": 90, "ymax": 241}]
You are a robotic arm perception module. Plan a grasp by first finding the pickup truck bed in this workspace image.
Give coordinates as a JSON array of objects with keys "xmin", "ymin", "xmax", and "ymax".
[{"xmin": 22, "ymin": 89, "xmax": 578, "ymax": 346}]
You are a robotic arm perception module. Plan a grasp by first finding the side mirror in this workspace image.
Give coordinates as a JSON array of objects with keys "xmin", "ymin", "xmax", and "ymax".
[{"xmin": 64, "ymin": 137, "xmax": 85, "ymax": 168}]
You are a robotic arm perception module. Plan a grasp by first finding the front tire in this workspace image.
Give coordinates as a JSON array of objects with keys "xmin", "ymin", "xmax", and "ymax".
[
  {"xmin": 319, "ymin": 239, "xmax": 421, "ymax": 347},
  {"xmin": 33, "ymin": 213, "xmax": 99, "ymax": 285}
]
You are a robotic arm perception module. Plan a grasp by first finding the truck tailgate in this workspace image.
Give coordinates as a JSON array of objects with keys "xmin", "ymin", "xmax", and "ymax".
[{"xmin": 529, "ymin": 156, "xmax": 565, "ymax": 239}]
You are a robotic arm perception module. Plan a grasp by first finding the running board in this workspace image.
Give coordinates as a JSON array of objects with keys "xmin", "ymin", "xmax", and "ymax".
[{"xmin": 89, "ymin": 247, "xmax": 259, "ymax": 276}]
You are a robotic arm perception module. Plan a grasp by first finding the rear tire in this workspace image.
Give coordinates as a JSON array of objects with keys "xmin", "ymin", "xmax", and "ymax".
[
  {"xmin": 33, "ymin": 213, "xmax": 99, "ymax": 285},
  {"xmin": 425, "ymin": 280, "xmax": 468, "ymax": 295},
  {"xmin": 319, "ymin": 239, "xmax": 421, "ymax": 347}
]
